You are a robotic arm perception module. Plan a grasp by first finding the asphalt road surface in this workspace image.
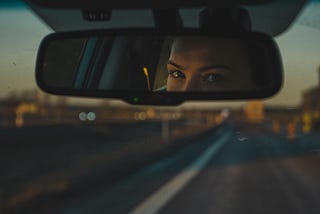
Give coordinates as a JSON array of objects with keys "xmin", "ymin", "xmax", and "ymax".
[{"xmin": 1, "ymin": 121, "xmax": 320, "ymax": 214}]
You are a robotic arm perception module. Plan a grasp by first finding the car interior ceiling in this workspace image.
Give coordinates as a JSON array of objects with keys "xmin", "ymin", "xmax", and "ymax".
[{"xmin": 26, "ymin": 0, "xmax": 307, "ymax": 37}]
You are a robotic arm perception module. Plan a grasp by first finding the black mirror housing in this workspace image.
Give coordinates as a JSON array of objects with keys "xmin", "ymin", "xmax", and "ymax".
[{"xmin": 36, "ymin": 28, "xmax": 283, "ymax": 105}]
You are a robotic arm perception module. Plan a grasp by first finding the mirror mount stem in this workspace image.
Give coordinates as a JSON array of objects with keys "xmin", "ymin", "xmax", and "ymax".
[
  {"xmin": 199, "ymin": 7, "xmax": 251, "ymax": 33},
  {"xmin": 152, "ymin": 9, "xmax": 183, "ymax": 31}
]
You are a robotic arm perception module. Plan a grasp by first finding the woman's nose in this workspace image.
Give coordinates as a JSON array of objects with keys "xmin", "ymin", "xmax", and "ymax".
[{"xmin": 183, "ymin": 76, "xmax": 200, "ymax": 91}]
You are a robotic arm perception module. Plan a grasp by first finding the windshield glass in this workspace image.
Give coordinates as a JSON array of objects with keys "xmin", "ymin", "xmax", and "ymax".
[{"xmin": 1, "ymin": 1, "xmax": 320, "ymax": 214}]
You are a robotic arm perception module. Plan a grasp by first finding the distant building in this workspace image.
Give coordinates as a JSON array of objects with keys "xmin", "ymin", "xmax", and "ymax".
[
  {"xmin": 244, "ymin": 101, "xmax": 265, "ymax": 123},
  {"xmin": 302, "ymin": 66, "xmax": 320, "ymax": 113},
  {"xmin": 301, "ymin": 66, "xmax": 320, "ymax": 131}
]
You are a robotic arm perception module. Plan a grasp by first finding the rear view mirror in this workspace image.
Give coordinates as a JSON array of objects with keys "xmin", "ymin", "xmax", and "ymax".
[{"xmin": 36, "ymin": 29, "xmax": 283, "ymax": 105}]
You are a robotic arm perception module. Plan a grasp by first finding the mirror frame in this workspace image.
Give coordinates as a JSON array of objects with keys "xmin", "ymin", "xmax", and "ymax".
[{"xmin": 36, "ymin": 28, "xmax": 283, "ymax": 105}]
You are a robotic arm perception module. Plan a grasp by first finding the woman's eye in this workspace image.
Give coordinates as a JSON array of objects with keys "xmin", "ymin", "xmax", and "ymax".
[
  {"xmin": 202, "ymin": 73, "xmax": 223, "ymax": 83},
  {"xmin": 169, "ymin": 70, "xmax": 185, "ymax": 79}
]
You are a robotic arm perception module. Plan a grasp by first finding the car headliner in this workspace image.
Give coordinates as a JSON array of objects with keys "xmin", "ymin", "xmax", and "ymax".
[{"xmin": 25, "ymin": 0, "xmax": 307, "ymax": 36}]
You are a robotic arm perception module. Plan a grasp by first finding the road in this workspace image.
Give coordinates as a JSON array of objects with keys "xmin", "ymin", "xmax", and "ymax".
[
  {"xmin": 157, "ymin": 125, "xmax": 320, "ymax": 214},
  {"xmin": 1, "ymin": 121, "xmax": 320, "ymax": 214}
]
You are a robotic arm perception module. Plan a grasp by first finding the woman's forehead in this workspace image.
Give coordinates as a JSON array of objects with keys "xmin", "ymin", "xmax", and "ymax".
[
  {"xmin": 168, "ymin": 36, "xmax": 251, "ymax": 69},
  {"xmin": 171, "ymin": 37, "xmax": 236, "ymax": 62}
]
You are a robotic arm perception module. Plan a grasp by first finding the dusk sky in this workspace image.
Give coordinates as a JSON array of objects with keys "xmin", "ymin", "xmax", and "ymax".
[{"xmin": 0, "ymin": 1, "xmax": 319, "ymax": 107}]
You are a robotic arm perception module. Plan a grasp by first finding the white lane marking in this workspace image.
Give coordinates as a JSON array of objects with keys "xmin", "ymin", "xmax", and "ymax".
[{"xmin": 129, "ymin": 131, "xmax": 232, "ymax": 214}]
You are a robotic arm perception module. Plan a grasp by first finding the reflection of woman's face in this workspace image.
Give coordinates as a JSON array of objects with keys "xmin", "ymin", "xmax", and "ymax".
[{"xmin": 166, "ymin": 37, "xmax": 255, "ymax": 92}]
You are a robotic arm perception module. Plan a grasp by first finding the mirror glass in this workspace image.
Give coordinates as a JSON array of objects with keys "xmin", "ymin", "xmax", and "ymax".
[{"xmin": 38, "ymin": 34, "xmax": 280, "ymax": 94}]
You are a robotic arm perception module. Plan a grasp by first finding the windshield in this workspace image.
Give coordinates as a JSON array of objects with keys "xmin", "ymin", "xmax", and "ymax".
[{"xmin": 1, "ymin": 1, "xmax": 320, "ymax": 214}]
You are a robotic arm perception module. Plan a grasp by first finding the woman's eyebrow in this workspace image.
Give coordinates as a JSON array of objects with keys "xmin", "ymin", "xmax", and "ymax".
[
  {"xmin": 167, "ymin": 60, "xmax": 185, "ymax": 70},
  {"xmin": 199, "ymin": 64, "xmax": 232, "ymax": 72},
  {"xmin": 167, "ymin": 60, "xmax": 232, "ymax": 72}
]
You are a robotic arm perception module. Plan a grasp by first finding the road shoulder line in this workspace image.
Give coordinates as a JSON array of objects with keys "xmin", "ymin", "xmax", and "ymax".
[{"xmin": 129, "ymin": 130, "xmax": 231, "ymax": 214}]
